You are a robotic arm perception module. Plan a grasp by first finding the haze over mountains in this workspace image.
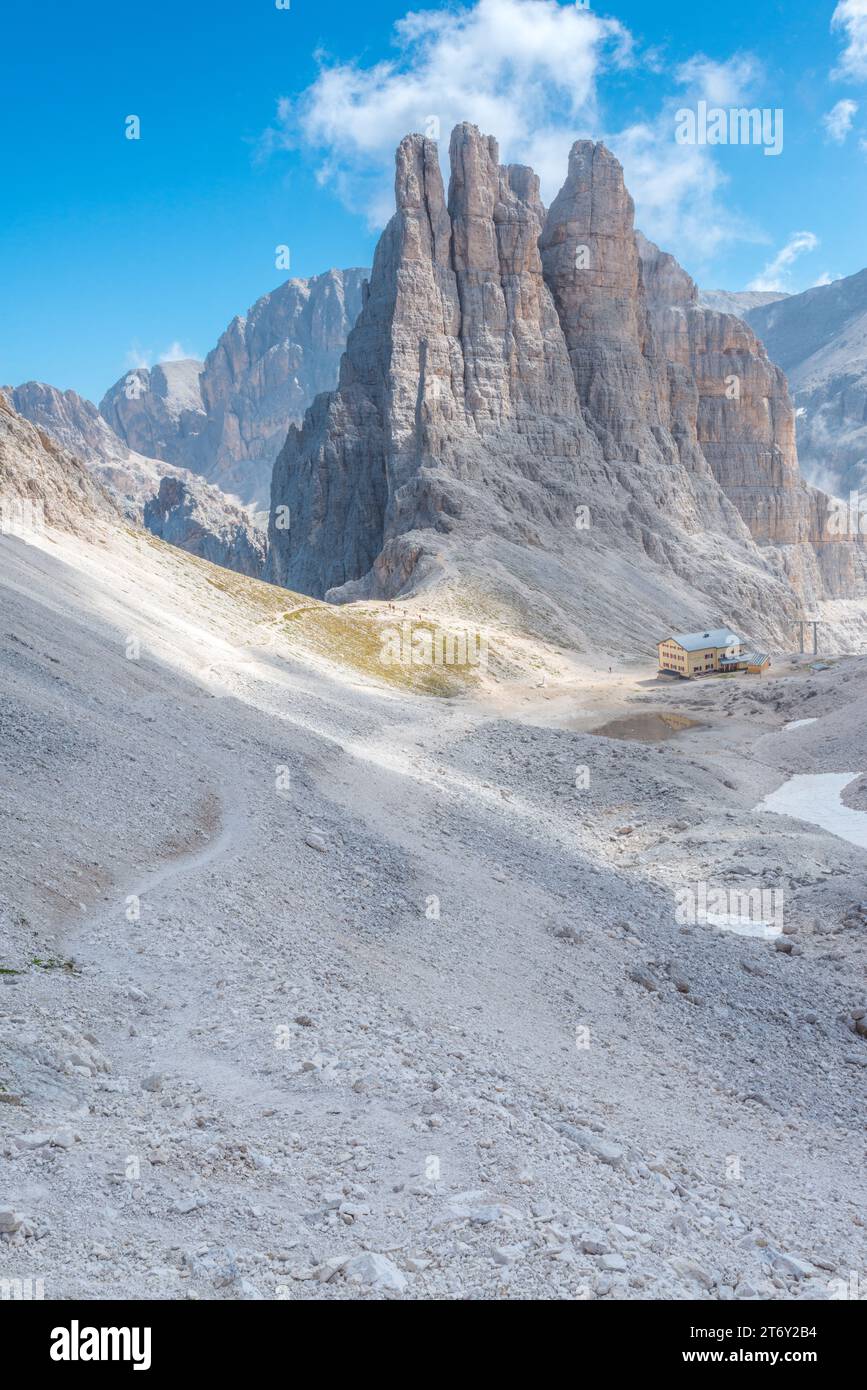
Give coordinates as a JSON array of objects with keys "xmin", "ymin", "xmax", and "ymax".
[
  {"xmin": 99, "ymin": 268, "xmax": 367, "ymax": 511},
  {"xmin": 0, "ymin": 389, "xmax": 118, "ymax": 536},
  {"xmin": 698, "ymin": 289, "xmax": 788, "ymax": 319},
  {"xmin": 746, "ymin": 270, "xmax": 867, "ymax": 507},
  {"xmin": 4, "ymin": 380, "xmax": 267, "ymax": 577},
  {"xmin": 6, "ymin": 270, "xmax": 367, "ymax": 578}
]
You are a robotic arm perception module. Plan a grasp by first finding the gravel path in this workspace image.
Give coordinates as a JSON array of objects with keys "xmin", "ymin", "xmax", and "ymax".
[{"xmin": 1, "ymin": 530, "xmax": 865, "ymax": 1301}]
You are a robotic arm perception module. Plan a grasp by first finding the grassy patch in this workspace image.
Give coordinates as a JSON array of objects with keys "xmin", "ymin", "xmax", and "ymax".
[
  {"xmin": 199, "ymin": 557, "xmax": 475, "ymax": 693},
  {"xmin": 283, "ymin": 609, "xmax": 472, "ymax": 695},
  {"xmin": 149, "ymin": 539, "xmax": 487, "ymax": 694}
]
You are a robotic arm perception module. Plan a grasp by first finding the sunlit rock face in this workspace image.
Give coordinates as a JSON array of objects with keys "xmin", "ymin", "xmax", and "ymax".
[
  {"xmin": 143, "ymin": 475, "xmax": 266, "ymax": 578},
  {"xmin": 267, "ymin": 125, "xmax": 865, "ymax": 650}
]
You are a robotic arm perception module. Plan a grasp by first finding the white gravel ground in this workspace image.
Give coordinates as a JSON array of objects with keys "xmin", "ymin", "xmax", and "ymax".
[{"xmin": 1, "ymin": 527, "xmax": 865, "ymax": 1301}]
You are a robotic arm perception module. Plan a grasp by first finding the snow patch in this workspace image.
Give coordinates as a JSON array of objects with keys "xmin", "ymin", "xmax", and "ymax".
[
  {"xmin": 756, "ymin": 772, "xmax": 867, "ymax": 850},
  {"xmin": 705, "ymin": 914, "xmax": 783, "ymax": 940}
]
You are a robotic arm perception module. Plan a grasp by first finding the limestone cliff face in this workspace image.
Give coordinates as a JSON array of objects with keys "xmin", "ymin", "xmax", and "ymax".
[
  {"xmin": 7, "ymin": 380, "xmax": 171, "ymax": 519},
  {"xmin": 637, "ymin": 235, "xmax": 802, "ymax": 536},
  {"xmin": 267, "ymin": 126, "xmax": 862, "ymax": 651},
  {"xmin": 99, "ymin": 360, "xmax": 208, "ymax": 473},
  {"xmin": 100, "ymin": 270, "xmax": 367, "ymax": 511},
  {"xmin": 268, "ymin": 126, "xmax": 612, "ymax": 600},
  {"xmin": 746, "ymin": 269, "xmax": 867, "ymax": 505},
  {"xmin": 8, "ymin": 380, "xmax": 133, "ymax": 470},
  {"xmin": 539, "ymin": 145, "xmax": 671, "ymax": 468},
  {"xmin": 636, "ymin": 236, "xmax": 867, "ymax": 604},
  {"xmin": 197, "ymin": 268, "xmax": 368, "ymax": 508}
]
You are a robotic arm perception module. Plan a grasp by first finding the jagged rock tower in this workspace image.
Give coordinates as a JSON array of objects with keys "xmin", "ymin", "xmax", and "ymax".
[{"xmin": 267, "ymin": 124, "xmax": 865, "ymax": 649}]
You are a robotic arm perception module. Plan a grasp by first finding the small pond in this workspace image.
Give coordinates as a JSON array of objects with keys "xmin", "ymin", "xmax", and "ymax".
[{"xmin": 589, "ymin": 711, "xmax": 707, "ymax": 743}]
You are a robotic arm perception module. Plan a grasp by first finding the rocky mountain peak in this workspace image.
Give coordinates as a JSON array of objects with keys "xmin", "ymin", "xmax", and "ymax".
[
  {"xmin": 7, "ymin": 380, "xmax": 132, "ymax": 468},
  {"xmin": 699, "ymin": 288, "xmax": 787, "ymax": 319},
  {"xmin": 269, "ymin": 124, "xmax": 857, "ymax": 648},
  {"xmin": 99, "ymin": 359, "xmax": 207, "ymax": 468},
  {"xmin": 539, "ymin": 142, "xmax": 676, "ymax": 466},
  {"xmin": 746, "ymin": 268, "xmax": 867, "ymax": 501},
  {"xmin": 635, "ymin": 231, "xmax": 698, "ymax": 310},
  {"xmin": 541, "ymin": 141, "xmax": 643, "ymax": 321},
  {"xmin": 100, "ymin": 270, "xmax": 368, "ymax": 510},
  {"xmin": 448, "ymin": 123, "xmax": 507, "ymax": 272},
  {"xmin": 143, "ymin": 474, "xmax": 266, "ymax": 577}
]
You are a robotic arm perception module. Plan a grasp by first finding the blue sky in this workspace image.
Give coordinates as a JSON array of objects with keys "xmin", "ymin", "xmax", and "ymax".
[{"xmin": 2, "ymin": 0, "xmax": 865, "ymax": 404}]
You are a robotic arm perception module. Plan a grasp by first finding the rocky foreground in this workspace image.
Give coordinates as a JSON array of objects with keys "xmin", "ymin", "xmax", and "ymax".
[{"xmin": 1, "ymin": 511, "xmax": 864, "ymax": 1300}]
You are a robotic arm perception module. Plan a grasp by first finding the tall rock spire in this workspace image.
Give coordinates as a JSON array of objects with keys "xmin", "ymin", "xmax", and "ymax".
[
  {"xmin": 266, "ymin": 124, "xmax": 864, "ymax": 649},
  {"xmin": 540, "ymin": 141, "xmax": 686, "ymax": 465}
]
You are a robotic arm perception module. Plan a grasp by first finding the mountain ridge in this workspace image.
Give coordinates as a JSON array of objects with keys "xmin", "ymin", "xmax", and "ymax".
[
  {"xmin": 99, "ymin": 268, "xmax": 368, "ymax": 510},
  {"xmin": 265, "ymin": 124, "xmax": 866, "ymax": 652},
  {"xmin": 5, "ymin": 381, "xmax": 266, "ymax": 577}
]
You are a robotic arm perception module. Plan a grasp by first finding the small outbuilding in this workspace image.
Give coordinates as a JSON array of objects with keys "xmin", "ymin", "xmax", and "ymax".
[{"xmin": 722, "ymin": 649, "xmax": 771, "ymax": 675}]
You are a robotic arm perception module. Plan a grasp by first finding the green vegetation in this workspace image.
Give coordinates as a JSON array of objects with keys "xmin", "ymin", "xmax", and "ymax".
[{"xmin": 31, "ymin": 956, "xmax": 78, "ymax": 971}]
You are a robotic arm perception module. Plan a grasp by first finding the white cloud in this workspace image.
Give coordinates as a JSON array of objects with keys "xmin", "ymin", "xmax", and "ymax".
[
  {"xmin": 832, "ymin": 0, "xmax": 867, "ymax": 81},
  {"xmin": 267, "ymin": 0, "xmax": 632, "ymax": 227},
  {"xmin": 263, "ymin": 0, "xmax": 770, "ymax": 265},
  {"xmin": 674, "ymin": 53, "xmax": 764, "ymax": 106},
  {"xmin": 823, "ymin": 97, "xmax": 859, "ymax": 140},
  {"xmin": 158, "ymin": 341, "xmax": 198, "ymax": 363},
  {"xmin": 124, "ymin": 343, "xmax": 152, "ymax": 370},
  {"xmin": 612, "ymin": 120, "xmax": 748, "ymax": 262},
  {"xmin": 615, "ymin": 54, "xmax": 767, "ymax": 262},
  {"xmin": 747, "ymin": 232, "xmax": 819, "ymax": 291},
  {"xmin": 122, "ymin": 340, "xmax": 198, "ymax": 373}
]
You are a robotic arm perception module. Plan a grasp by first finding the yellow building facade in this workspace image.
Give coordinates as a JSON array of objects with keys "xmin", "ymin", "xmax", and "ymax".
[{"xmin": 657, "ymin": 628, "xmax": 757, "ymax": 678}]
